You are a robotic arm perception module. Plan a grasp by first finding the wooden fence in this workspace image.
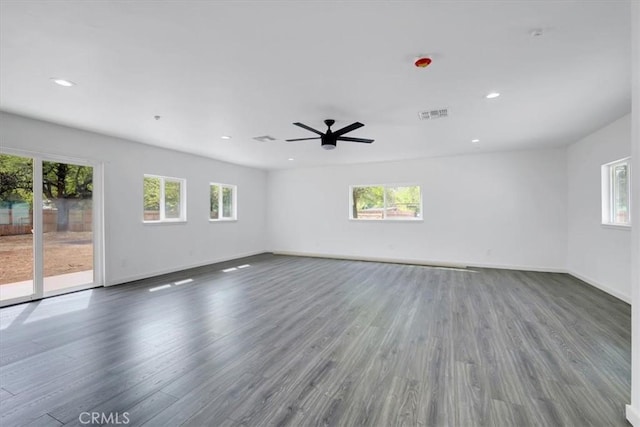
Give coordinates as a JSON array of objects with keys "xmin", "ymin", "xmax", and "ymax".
[{"xmin": 0, "ymin": 208, "xmax": 92, "ymax": 236}]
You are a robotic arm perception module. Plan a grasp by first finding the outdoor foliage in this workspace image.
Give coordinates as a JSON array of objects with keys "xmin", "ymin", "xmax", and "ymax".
[
  {"xmin": 222, "ymin": 187, "xmax": 232, "ymax": 217},
  {"xmin": 351, "ymin": 186, "xmax": 384, "ymax": 218},
  {"xmin": 614, "ymin": 163, "xmax": 628, "ymax": 215},
  {"xmin": 352, "ymin": 185, "xmax": 421, "ymax": 219},
  {"xmin": 210, "ymin": 184, "xmax": 234, "ymax": 219},
  {"xmin": 0, "ymin": 155, "xmax": 33, "ymax": 203},
  {"xmin": 164, "ymin": 180, "xmax": 181, "ymax": 218},
  {"xmin": 210, "ymin": 184, "xmax": 219, "ymax": 219},
  {"xmin": 386, "ymin": 186, "xmax": 421, "ymax": 216},
  {"xmin": 1, "ymin": 155, "xmax": 93, "ymax": 231},
  {"xmin": 42, "ymin": 161, "xmax": 93, "ymax": 201},
  {"xmin": 144, "ymin": 176, "xmax": 182, "ymax": 220},
  {"xmin": 144, "ymin": 176, "xmax": 161, "ymax": 211},
  {"xmin": 1, "ymin": 156, "xmax": 93, "ymax": 204}
]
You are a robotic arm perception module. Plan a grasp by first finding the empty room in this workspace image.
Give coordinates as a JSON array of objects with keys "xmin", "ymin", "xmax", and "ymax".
[{"xmin": 1, "ymin": 1, "xmax": 639, "ymax": 426}]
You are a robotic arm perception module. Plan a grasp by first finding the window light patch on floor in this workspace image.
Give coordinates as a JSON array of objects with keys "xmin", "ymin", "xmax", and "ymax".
[
  {"xmin": 174, "ymin": 278, "xmax": 194, "ymax": 285},
  {"xmin": 23, "ymin": 290, "xmax": 94, "ymax": 324},
  {"xmin": 222, "ymin": 267, "xmax": 237, "ymax": 273},
  {"xmin": 1, "ymin": 303, "xmax": 28, "ymax": 330},
  {"xmin": 149, "ymin": 284, "xmax": 172, "ymax": 292},
  {"xmin": 237, "ymin": 264, "xmax": 250, "ymax": 269}
]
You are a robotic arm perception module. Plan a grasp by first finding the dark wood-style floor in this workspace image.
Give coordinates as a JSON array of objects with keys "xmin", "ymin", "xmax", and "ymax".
[{"xmin": 0, "ymin": 254, "xmax": 631, "ymax": 426}]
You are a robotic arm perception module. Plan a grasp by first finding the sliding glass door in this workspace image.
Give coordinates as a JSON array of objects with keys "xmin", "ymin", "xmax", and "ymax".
[
  {"xmin": 0, "ymin": 154, "xmax": 34, "ymax": 301},
  {"xmin": 0, "ymin": 151, "xmax": 102, "ymax": 305},
  {"xmin": 42, "ymin": 160, "xmax": 95, "ymax": 294}
]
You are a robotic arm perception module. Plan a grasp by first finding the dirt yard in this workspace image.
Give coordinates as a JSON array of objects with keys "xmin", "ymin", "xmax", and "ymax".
[{"xmin": 0, "ymin": 231, "xmax": 93, "ymax": 284}]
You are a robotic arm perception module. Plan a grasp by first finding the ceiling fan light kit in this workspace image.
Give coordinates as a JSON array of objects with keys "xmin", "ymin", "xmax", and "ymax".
[{"xmin": 286, "ymin": 119, "xmax": 374, "ymax": 150}]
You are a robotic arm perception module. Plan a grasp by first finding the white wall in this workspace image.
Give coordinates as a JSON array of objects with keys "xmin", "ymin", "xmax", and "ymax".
[
  {"xmin": 0, "ymin": 112, "xmax": 268, "ymax": 285},
  {"xmin": 627, "ymin": 0, "xmax": 640, "ymax": 424},
  {"xmin": 268, "ymin": 148, "xmax": 568, "ymax": 271},
  {"xmin": 567, "ymin": 114, "xmax": 632, "ymax": 302}
]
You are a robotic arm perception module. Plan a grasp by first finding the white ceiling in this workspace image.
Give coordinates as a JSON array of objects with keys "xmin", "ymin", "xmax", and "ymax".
[{"xmin": 0, "ymin": 0, "xmax": 631, "ymax": 170}]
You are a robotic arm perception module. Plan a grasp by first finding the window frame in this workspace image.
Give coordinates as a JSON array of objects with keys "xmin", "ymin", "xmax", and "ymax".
[
  {"xmin": 209, "ymin": 182, "xmax": 237, "ymax": 221},
  {"xmin": 143, "ymin": 174, "xmax": 187, "ymax": 223},
  {"xmin": 349, "ymin": 183, "xmax": 423, "ymax": 221},
  {"xmin": 601, "ymin": 157, "xmax": 631, "ymax": 228}
]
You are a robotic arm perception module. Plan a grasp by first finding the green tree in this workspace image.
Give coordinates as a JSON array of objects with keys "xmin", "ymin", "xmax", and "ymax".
[
  {"xmin": 143, "ymin": 178, "xmax": 181, "ymax": 219},
  {"xmin": 0, "ymin": 155, "xmax": 33, "ymax": 204},
  {"xmin": 388, "ymin": 186, "xmax": 421, "ymax": 216},
  {"xmin": 42, "ymin": 161, "xmax": 93, "ymax": 231},
  {"xmin": 164, "ymin": 180, "xmax": 181, "ymax": 218},
  {"xmin": 210, "ymin": 185, "xmax": 219, "ymax": 219},
  {"xmin": 144, "ymin": 177, "xmax": 160, "ymax": 211},
  {"xmin": 1, "ymin": 156, "xmax": 93, "ymax": 230},
  {"xmin": 352, "ymin": 186, "xmax": 384, "ymax": 218}
]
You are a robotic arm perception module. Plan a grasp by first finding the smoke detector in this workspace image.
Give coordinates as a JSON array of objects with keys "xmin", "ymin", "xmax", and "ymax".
[
  {"xmin": 530, "ymin": 28, "xmax": 544, "ymax": 37},
  {"xmin": 418, "ymin": 109, "xmax": 448, "ymax": 120}
]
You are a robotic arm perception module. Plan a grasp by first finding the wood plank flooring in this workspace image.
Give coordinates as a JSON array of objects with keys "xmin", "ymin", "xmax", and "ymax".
[{"xmin": 0, "ymin": 254, "xmax": 631, "ymax": 426}]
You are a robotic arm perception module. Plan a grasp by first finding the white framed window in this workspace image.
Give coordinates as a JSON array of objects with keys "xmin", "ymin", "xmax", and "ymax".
[
  {"xmin": 350, "ymin": 184, "xmax": 422, "ymax": 221},
  {"xmin": 210, "ymin": 183, "xmax": 237, "ymax": 221},
  {"xmin": 601, "ymin": 157, "xmax": 631, "ymax": 227},
  {"xmin": 143, "ymin": 175, "xmax": 186, "ymax": 223}
]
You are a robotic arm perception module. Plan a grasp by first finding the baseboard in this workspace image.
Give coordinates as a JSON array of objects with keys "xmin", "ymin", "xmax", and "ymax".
[
  {"xmin": 627, "ymin": 405, "xmax": 640, "ymax": 426},
  {"xmin": 464, "ymin": 262, "xmax": 567, "ymax": 273},
  {"xmin": 272, "ymin": 251, "xmax": 468, "ymax": 269},
  {"xmin": 272, "ymin": 251, "xmax": 565, "ymax": 273},
  {"xmin": 566, "ymin": 270, "xmax": 631, "ymax": 304},
  {"xmin": 106, "ymin": 250, "xmax": 268, "ymax": 286}
]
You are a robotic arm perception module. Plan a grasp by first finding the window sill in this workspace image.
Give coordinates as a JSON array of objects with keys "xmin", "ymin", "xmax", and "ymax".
[
  {"xmin": 601, "ymin": 223, "xmax": 631, "ymax": 230},
  {"xmin": 209, "ymin": 219, "xmax": 238, "ymax": 223},
  {"xmin": 143, "ymin": 220, "xmax": 187, "ymax": 225}
]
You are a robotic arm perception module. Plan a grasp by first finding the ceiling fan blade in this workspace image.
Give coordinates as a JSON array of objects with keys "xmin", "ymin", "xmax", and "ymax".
[
  {"xmin": 293, "ymin": 122, "xmax": 323, "ymax": 135},
  {"xmin": 337, "ymin": 136, "xmax": 374, "ymax": 144},
  {"xmin": 333, "ymin": 122, "xmax": 364, "ymax": 137},
  {"xmin": 285, "ymin": 137, "xmax": 321, "ymax": 142}
]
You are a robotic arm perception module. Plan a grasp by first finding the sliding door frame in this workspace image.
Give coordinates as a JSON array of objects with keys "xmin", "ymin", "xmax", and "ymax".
[{"xmin": 0, "ymin": 147, "xmax": 104, "ymax": 307}]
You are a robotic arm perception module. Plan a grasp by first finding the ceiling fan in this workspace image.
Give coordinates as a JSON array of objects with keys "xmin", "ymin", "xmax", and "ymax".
[{"xmin": 286, "ymin": 119, "xmax": 374, "ymax": 150}]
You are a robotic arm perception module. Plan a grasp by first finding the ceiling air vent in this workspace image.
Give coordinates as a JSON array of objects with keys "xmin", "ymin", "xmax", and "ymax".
[
  {"xmin": 418, "ymin": 109, "xmax": 448, "ymax": 120},
  {"xmin": 253, "ymin": 135, "xmax": 277, "ymax": 142}
]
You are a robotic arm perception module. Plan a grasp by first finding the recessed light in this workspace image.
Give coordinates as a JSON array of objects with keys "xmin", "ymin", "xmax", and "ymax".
[
  {"xmin": 288, "ymin": 158, "xmax": 294, "ymax": 161},
  {"xmin": 50, "ymin": 78, "xmax": 75, "ymax": 87},
  {"xmin": 221, "ymin": 135, "xmax": 232, "ymax": 140},
  {"xmin": 486, "ymin": 92, "xmax": 500, "ymax": 99},
  {"xmin": 471, "ymin": 139, "xmax": 480, "ymax": 143}
]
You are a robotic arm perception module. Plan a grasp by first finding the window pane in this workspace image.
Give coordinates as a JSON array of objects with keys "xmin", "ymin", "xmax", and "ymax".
[
  {"xmin": 385, "ymin": 186, "xmax": 421, "ymax": 219},
  {"xmin": 43, "ymin": 161, "xmax": 94, "ymax": 293},
  {"xmin": 222, "ymin": 187, "xmax": 233, "ymax": 218},
  {"xmin": 0, "ymin": 154, "xmax": 34, "ymax": 300},
  {"xmin": 351, "ymin": 186, "xmax": 384, "ymax": 219},
  {"xmin": 164, "ymin": 180, "xmax": 181, "ymax": 219},
  {"xmin": 143, "ymin": 177, "xmax": 160, "ymax": 221},
  {"xmin": 613, "ymin": 163, "xmax": 629, "ymax": 224},
  {"xmin": 210, "ymin": 185, "xmax": 219, "ymax": 219}
]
